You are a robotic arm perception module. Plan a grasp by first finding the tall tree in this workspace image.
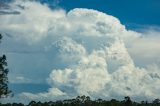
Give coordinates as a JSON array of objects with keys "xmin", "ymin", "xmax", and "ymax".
[
  {"xmin": 0, "ymin": 34, "xmax": 12, "ymax": 98},
  {"xmin": 124, "ymin": 96, "xmax": 132, "ymax": 106}
]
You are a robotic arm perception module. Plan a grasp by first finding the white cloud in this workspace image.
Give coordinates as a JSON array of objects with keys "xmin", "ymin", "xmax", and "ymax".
[
  {"xmin": 9, "ymin": 76, "xmax": 32, "ymax": 84},
  {"xmin": 128, "ymin": 30, "xmax": 160, "ymax": 67},
  {"xmin": 1, "ymin": 0, "xmax": 160, "ymax": 103}
]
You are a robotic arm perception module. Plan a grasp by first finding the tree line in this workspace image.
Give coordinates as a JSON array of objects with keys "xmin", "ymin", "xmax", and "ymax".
[{"xmin": 1, "ymin": 95, "xmax": 160, "ymax": 106}]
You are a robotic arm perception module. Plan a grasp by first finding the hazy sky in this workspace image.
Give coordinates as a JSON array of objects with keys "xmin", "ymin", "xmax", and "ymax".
[{"xmin": 0, "ymin": 0, "xmax": 160, "ymax": 103}]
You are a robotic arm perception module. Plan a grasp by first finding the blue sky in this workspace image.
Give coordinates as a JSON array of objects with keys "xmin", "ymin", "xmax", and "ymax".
[
  {"xmin": 1, "ymin": 0, "xmax": 160, "ymax": 103},
  {"xmin": 49, "ymin": 0, "xmax": 160, "ymax": 27}
]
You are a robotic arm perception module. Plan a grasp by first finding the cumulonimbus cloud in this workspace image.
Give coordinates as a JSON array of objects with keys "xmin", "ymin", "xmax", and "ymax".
[{"xmin": 1, "ymin": 0, "xmax": 160, "ymax": 103}]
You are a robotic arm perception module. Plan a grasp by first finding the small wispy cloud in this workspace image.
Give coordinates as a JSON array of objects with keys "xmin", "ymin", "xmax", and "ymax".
[
  {"xmin": 0, "ymin": 1, "xmax": 21, "ymax": 15},
  {"xmin": 9, "ymin": 76, "xmax": 32, "ymax": 84}
]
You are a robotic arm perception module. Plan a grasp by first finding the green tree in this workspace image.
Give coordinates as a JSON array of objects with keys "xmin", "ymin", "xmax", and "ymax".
[
  {"xmin": 28, "ymin": 101, "xmax": 37, "ymax": 106},
  {"xmin": 153, "ymin": 99, "xmax": 160, "ymax": 106},
  {"xmin": 124, "ymin": 96, "xmax": 132, "ymax": 106},
  {"xmin": 0, "ymin": 34, "xmax": 12, "ymax": 98}
]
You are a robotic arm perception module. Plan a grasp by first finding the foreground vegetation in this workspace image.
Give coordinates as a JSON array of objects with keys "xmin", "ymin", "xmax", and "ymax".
[{"xmin": 1, "ymin": 95, "xmax": 160, "ymax": 106}]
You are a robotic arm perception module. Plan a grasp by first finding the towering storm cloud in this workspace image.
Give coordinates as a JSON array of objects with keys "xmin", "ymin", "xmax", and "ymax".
[{"xmin": 0, "ymin": 0, "xmax": 160, "ymax": 103}]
